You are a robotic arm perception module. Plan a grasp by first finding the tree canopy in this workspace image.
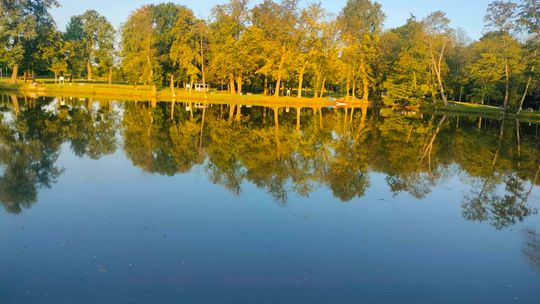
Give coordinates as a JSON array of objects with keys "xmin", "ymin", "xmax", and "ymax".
[{"xmin": 1, "ymin": 0, "xmax": 539, "ymax": 109}]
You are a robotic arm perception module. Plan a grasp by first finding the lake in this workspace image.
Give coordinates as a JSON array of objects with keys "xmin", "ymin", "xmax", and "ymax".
[{"xmin": 0, "ymin": 94, "xmax": 539, "ymax": 304}]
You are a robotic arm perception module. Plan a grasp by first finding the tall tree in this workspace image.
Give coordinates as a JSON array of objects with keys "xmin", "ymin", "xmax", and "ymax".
[
  {"xmin": 169, "ymin": 6, "xmax": 200, "ymax": 93},
  {"xmin": 65, "ymin": 10, "xmax": 115, "ymax": 81},
  {"xmin": 0, "ymin": 0, "xmax": 59, "ymax": 83},
  {"xmin": 121, "ymin": 6, "xmax": 157, "ymax": 85},
  {"xmin": 152, "ymin": 3, "xmax": 185, "ymax": 86},
  {"xmin": 423, "ymin": 11, "xmax": 452, "ymax": 106},
  {"xmin": 295, "ymin": 3, "xmax": 327, "ymax": 98},
  {"xmin": 484, "ymin": 0, "xmax": 519, "ymax": 109},
  {"xmin": 39, "ymin": 29, "xmax": 70, "ymax": 82},
  {"xmin": 252, "ymin": 0, "xmax": 300, "ymax": 97},
  {"xmin": 517, "ymin": 0, "xmax": 540, "ymax": 112},
  {"xmin": 338, "ymin": 0, "xmax": 386, "ymax": 101},
  {"xmin": 63, "ymin": 15, "xmax": 86, "ymax": 80},
  {"xmin": 384, "ymin": 16, "xmax": 433, "ymax": 105},
  {"xmin": 121, "ymin": 3, "xmax": 185, "ymax": 87},
  {"xmin": 209, "ymin": 0, "xmax": 249, "ymax": 94}
]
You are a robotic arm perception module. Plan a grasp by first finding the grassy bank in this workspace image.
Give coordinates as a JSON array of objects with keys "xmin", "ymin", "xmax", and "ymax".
[
  {"xmin": 1, "ymin": 79, "xmax": 539, "ymax": 121},
  {"xmin": 421, "ymin": 101, "xmax": 540, "ymax": 122},
  {"xmin": 0, "ymin": 79, "xmax": 344, "ymax": 108}
]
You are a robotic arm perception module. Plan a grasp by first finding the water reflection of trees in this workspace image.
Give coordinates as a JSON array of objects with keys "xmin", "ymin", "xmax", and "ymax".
[
  {"xmin": 121, "ymin": 101, "xmax": 540, "ymax": 229},
  {"xmin": 1, "ymin": 96, "xmax": 539, "ymax": 228},
  {"xmin": 523, "ymin": 228, "xmax": 540, "ymax": 273},
  {"xmin": 0, "ymin": 96, "xmax": 119, "ymax": 213}
]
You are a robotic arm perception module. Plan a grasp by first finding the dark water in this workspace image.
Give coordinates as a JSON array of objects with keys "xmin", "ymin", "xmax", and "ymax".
[{"xmin": 0, "ymin": 95, "xmax": 539, "ymax": 304}]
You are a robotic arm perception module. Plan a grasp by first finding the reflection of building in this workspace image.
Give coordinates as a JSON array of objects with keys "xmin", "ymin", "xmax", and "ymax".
[{"xmin": 194, "ymin": 83, "xmax": 209, "ymax": 93}]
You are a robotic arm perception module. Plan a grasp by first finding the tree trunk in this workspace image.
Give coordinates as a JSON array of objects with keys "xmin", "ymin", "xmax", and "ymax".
[
  {"xmin": 352, "ymin": 74, "xmax": 357, "ymax": 99},
  {"xmin": 170, "ymin": 74, "xmax": 176, "ymax": 97},
  {"xmin": 87, "ymin": 61, "xmax": 92, "ymax": 81},
  {"xmin": 297, "ymin": 61, "xmax": 307, "ymax": 98},
  {"xmin": 274, "ymin": 50, "xmax": 286, "ymax": 97},
  {"xmin": 360, "ymin": 57, "xmax": 369, "ymax": 101},
  {"xmin": 504, "ymin": 59, "xmax": 510, "ymax": 110},
  {"xmin": 518, "ymin": 50, "xmax": 537, "ymax": 113},
  {"xmin": 296, "ymin": 107, "xmax": 301, "ymax": 134},
  {"xmin": 10, "ymin": 95, "xmax": 20, "ymax": 115},
  {"xmin": 189, "ymin": 78, "xmax": 195, "ymax": 94},
  {"xmin": 200, "ymin": 29, "xmax": 206, "ymax": 87},
  {"xmin": 319, "ymin": 108, "xmax": 323, "ymax": 129},
  {"xmin": 518, "ymin": 75, "xmax": 532, "ymax": 113},
  {"xmin": 108, "ymin": 68, "xmax": 113, "ymax": 86},
  {"xmin": 319, "ymin": 77, "xmax": 326, "ymax": 99},
  {"xmin": 146, "ymin": 44, "xmax": 153, "ymax": 84},
  {"xmin": 228, "ymin": 105, "xmax": 236, "ymax": 123},
  {"xmin": 229, "ymin": 74, "xmax": 236, "ymax": 95},
  {"xmin": 274, "ymin": 107, "xmax": 280, "ymax": 150},
  {"xmin": 429, "ymin": 39, "xmax": 448, "ymax": 106},
  {"xmin": 10, "ymin": 65, "xmax": 18, "ymax": 84},
  {"xmin": 237, "ymin": 76, "xmax": 243, "ymax": 95},
  {"xmin": 352, "ymin": 63, "xmax": 357, "ymax": 99},
  {"xmin": 235, "ymin": 105, "xmax": 242, "ymax": 122},
  {"xmin": 345, "ymin": 68, "xmax": 351, "ymax": 101},
  {"xmin": 313, "ymin": 72, "xmax": 321, "ymax": 99},
  {"xmin": 264, "ymin": 76, "xmax": 268, "ymax": 96}
]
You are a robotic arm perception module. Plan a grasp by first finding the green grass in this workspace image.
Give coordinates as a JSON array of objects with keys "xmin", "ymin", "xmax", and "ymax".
[
  {"xmin": 1, "ymin": 78, "xmax": 539, "ymax": 121},
  {"xmin": 421, "ymin": 101, "xmax": 540, "ymax": 122},
  {"xmin": 0, "ymin": 78, "xmax": 359, "ymax": 108}
]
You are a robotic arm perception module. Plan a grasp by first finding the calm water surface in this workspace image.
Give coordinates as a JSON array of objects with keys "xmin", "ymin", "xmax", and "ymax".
[{"xmin": 0, "ymin": 95, "xmax": 539, "ymax": 303}]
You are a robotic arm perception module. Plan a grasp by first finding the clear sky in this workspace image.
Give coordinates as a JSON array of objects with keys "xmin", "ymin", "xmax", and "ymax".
[{"xmin": 51, "ymin": 0, "xmax": 493, "ymax": 40}]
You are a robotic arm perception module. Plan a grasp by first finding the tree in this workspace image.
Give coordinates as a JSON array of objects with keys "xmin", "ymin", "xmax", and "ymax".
[
  {"xmin": 169, "ymin": 6, "xmax": 200, "ymax": 93},
  {"xmin": 65, "ymin": 10, "xmax": 115, "ymax": 81},
  {"xmin": 517, "ymin": 0, "xmax": 540, "ymax": 112},
  {"xmin": 311, "ymin": 20, "xmax": 341, "ymax": 99},
  {"xmin": 338, "ymin": 0, "xmax": 386, "ymax": 101},
  {"xmin": 152, "ymin": 3, "xmax": 186, "ymax": 86},
  {"xmin": 468, "ymin": 32, "xmax": 522, "ymax": 106},
  {"xmin": 295, "ymin": 3, "xmax": 327, "ymax": 98},
  {"xmin": 251, "ymin": 0, "xmax": 301, "ymax": 97},
  {"xmin": 39, "ymin": 29, "xmax": 70, "ymax": 82},
  {"xmin": 63, "ymin": 15, "xmax": 86, "ymax": 80},
  {"xmin": 384, "ymin": 16, "xmax": 433, "ymax": 105},
  {"xmin": 208, "ymin": 0, "xmax": 249, "ymax": 94},
  {"xmin": 423, "ymin": 11, "xmax": 452, "ymax": 106},
  {"xmin": 484, "ymin": 0, "xmax": 519, "ymax": 109},
  {"xmin": 121, "ymin": 6, "xmax": 157, "ymax": 85},
  {"xmin": 121, "ymin": 4, "xmax": 187, "ymax": 87},
  {"xmin": 0, "ymin": 0, "xmax": 59, "ymax": 84}
]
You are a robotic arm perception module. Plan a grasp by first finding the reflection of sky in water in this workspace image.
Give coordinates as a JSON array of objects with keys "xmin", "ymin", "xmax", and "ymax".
[{"xmin": 0, "ymin": 97, "xmax": 539, "ymax": 303}]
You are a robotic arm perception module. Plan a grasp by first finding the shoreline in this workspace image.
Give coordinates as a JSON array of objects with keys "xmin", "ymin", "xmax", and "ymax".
[{"xmin": 1, "ymin": 81, "xmax": 539, "ymax": 122}]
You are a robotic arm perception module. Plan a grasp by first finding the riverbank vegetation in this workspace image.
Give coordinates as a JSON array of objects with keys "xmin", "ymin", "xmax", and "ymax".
[{"xmin": 0, "ymin": 0, "xmax": 539, "ymax": 112}]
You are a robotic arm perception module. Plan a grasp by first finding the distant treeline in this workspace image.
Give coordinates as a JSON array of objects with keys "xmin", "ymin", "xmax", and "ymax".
[{"xmin": 0, "ymin": 0, "xmax": 539, "ymax": 109}]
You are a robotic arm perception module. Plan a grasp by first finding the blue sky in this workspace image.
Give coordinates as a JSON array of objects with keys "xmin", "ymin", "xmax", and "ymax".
[{"xmin": 52, "ymin": 0, "xmax": 493, "ymax": 40}]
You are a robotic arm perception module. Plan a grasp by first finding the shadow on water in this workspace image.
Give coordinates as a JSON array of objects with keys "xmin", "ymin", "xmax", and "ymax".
[{"xmin": 0, "ymin": 94, "xmax": 539, "ymax": 230}]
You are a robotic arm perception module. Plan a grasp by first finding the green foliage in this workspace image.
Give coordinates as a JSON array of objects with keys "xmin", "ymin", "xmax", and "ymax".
[
  {"xmin": 0, "ymin": 0, "xmax": 59, "ymax": 81},
  {"xmin": 1, "ymin": 0, "xmax": 539, "ymax": 109},
  {"xmin": 169, "ymin": 6, "xmax": 201, "ymax": 84},
  {"xmin": 339, "ymin": 0, "xmax": 386, "ymax": 100},
  {"xmin": 384, "ymin": 17, "xmax": 433, "ymax": 105},
  {"xmin": 121, "ymin": 6, "xmax": 157, "ymax": 85}
]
